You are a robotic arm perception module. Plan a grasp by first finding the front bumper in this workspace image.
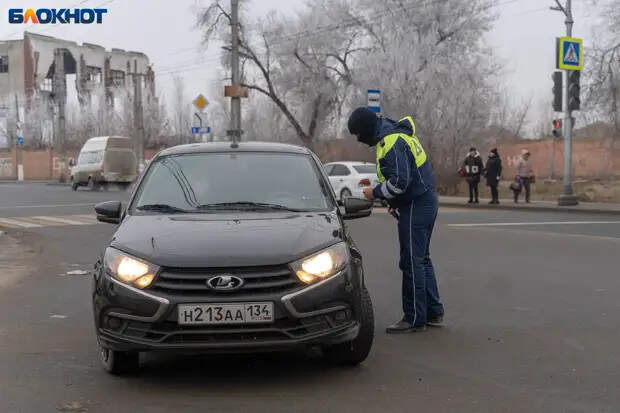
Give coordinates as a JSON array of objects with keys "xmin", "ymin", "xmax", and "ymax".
[{"xmin": 93, "ymin": 264, "xmax": 364, "ymax": 352}]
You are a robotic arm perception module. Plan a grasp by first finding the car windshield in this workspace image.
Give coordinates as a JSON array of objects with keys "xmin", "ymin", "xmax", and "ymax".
[
  {"xmin": 352, "ymin": 164, "xmax": 376, "ymax": 174},
  {"xmin": 133, "ymin": 152, "xmax": 333, "ymax": 212}
]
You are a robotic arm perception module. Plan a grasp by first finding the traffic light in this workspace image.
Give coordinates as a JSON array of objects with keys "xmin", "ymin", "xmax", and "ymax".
[
  {"xmin": 568, "ymin": 70, "xmax": 581, "ymax": 111},
  {"xmin": 552, "ymin": 119, "xmax": 562, "ymax": 138},
  {"xmin": 552, "ymin": 71, "xmax": 563, "ymax": 112}
]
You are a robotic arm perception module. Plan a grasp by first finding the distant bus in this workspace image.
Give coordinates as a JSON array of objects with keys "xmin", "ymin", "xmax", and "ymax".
[{"xmin": 70, "ymin": 136, "xmax": 137, "ymax": 190}]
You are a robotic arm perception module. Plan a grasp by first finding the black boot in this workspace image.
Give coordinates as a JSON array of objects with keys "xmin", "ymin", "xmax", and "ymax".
[
  {"xmin": 386, "ymin": 318, "xmax": 426, "ymax": 334},
  {"xmin": 427, "ymin": 314, "xmax": 444, "ymax": 327}
]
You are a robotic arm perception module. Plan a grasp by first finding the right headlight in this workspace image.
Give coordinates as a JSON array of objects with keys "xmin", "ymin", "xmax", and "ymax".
[
  {"xmin": 290, "ymin": 243, "xmax": 349, "ymax": 285},
  {"xmin": 104, "ymin": 248, "xmax": 159, "ymax": 289}
]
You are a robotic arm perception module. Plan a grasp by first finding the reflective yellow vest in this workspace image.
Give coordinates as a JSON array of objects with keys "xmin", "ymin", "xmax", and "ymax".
[{"xmin": 376, "ymin": 116, "xmax": 428, "ymax": 183}]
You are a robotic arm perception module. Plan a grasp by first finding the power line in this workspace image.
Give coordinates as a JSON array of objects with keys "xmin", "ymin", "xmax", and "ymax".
[{"xmin": 156, "ymin": 0, "xmax": 522, "ymax": 78}]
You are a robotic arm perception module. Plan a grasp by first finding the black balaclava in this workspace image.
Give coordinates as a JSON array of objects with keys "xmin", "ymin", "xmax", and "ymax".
[{"xmin": 348, "ymin": 107, "xmax": 379, "ymax": 146}]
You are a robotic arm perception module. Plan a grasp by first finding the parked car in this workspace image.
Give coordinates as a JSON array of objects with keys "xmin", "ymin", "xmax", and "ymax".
[
  {"xmin": 92, "ymin": 142, "xmax": 375, "ymax": 374},
  {"xmin": 70, "ymin": 136, "xmax": 137, "ymax": 190},
  {"xmin": 323, "ymin": 162, "xmax": 380, "ymax": 203}
]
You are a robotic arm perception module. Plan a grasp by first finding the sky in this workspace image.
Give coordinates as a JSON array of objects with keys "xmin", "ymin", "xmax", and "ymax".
[{"xmin": 0, "ymin": 0, "xmax": 604, "ymax": 136}]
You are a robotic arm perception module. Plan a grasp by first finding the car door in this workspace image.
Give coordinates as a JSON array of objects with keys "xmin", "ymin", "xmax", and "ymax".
[{"xmin": 74, "ymin": 152, "xmax": 86, "ymax": 183}]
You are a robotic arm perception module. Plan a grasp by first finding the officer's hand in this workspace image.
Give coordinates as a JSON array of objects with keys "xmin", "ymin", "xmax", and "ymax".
[{"xmin": 363, "ymin": 187, "xmax": 374, "ymax": 201}]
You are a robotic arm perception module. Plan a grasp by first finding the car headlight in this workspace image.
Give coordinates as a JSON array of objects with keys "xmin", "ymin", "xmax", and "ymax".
[
  {"xmin": 104, "ymin": 248, "xmax": 159, "ymax": 289},
  {"xmin": 290, "ymin": 243, "xmax": 349, "ymax": 285}
]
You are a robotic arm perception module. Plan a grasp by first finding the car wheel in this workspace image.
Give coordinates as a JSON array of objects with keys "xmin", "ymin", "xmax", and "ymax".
[
  {"xmin": 323, "ymin": 287, "xmax": 374, "ymax": 366},
  {"xmin": 71, "ymin": 179, "xmax": 78, "ymax": 191},
  {"xmin": 100, "ymin": 345, "xmax": 139, "ymax": 375},
  {"xmin": 340, "ymin": 188, "xmax": 352, "ymax": 203},
  {"xmin": 87, "ymin": 178, "xmax": 95, "ymax": 191}
]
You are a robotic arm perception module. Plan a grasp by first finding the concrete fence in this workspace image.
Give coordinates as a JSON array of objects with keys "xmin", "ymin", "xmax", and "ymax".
[
  {"xmin": 496, "ymin": 138, "xmax": 620, "ymax": 179},
  {"xmin": 1, "ymin": 138, "xmax": 619, "ymax": 181}
]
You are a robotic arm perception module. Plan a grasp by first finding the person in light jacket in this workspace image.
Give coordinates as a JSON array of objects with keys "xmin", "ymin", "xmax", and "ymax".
[
  {"xmin": 485, "ymin": 148, "xmax": 502, "ymax": 204},
  {"xmin": 462, "ymin": 147, "xmax": 484, "ymax": 204},
  {"xmin": 515, "ymin": 149, "xmax": 534, "ymax": 203}
]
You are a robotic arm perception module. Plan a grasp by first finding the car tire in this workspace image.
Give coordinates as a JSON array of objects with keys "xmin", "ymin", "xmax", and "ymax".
[
  {"xmin": 87, "ymin": 178, "xmax": 95, "ymax": 191},
  {"xmin": 100, "ymin": 346, "xmax": 139, "ymax": 375},
  {"xmin": 71, "ymin": 180, "xmax": 78, "ymax": 191},
  {"xmin": 323, "ymin": 287, "xmax": 374, "ymax": 366},
  {"xmin": 340, "ymin": 188, "xmax": 352, "ymax": 203}
]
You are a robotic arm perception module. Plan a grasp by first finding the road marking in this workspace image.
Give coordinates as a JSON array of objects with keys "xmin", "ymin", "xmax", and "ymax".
[
  {"xmin": 447, "ymin": 221, "xmax": 620, "ymax": 227},
  {"xmin": 0, "ymin": 217, "xmax": 43, "ymax": 228},
  {"xmin": 29, "ymin": 216, "xmax": 91, "ymax": 226},
  {"xmin": 0, "ymin": 202, "xmax": 94, "ymax": 210},
  {"xmin": 70, "ymin": 214, "xmax": 100, "ymax": 223},
  {"xmin": 0, "ymin": 214, "xmax": 101, "ymax": 229}
]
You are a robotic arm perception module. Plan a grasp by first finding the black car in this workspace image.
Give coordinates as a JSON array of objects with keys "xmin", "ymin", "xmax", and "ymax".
[{"xmin": 92, "ymin": 142, "xmax": 375, "ymax": 374}]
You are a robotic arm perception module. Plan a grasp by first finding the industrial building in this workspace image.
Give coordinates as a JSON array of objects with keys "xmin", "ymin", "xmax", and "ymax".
[{"xmin": 0, "ymin": 31, "xmax": 155, "ymax": 151}]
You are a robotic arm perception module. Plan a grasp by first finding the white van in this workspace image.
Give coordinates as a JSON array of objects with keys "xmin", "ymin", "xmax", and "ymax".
[{"xmin": 70, "ymin": 136, "xmax": 137, "ymax": 190}]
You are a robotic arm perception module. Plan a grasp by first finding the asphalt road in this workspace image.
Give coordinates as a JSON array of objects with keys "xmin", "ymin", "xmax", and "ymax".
[{"xmin": 1, "ymin": 183, "xmax": 620, "ymax": 412}]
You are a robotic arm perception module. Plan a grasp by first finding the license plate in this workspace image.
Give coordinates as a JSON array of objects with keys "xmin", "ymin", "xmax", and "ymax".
[{"xmin": 177, "ymin": 302, "xmax": 274, "ymax": 326}]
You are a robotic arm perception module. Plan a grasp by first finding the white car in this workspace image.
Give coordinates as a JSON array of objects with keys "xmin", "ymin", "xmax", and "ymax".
[{"xmin": 323, "ymin": 161, "xmax": 380, "ymax": 202}]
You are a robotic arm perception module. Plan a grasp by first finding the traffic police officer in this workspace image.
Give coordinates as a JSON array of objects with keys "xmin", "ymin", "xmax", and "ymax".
[{"xmin": 348, "ymin": 107, "xmax": 444, "ymax": 333}]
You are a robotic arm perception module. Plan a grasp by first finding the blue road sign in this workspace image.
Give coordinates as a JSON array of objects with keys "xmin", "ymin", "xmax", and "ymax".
[
  {"xmin": 16, "ymin": 136, "xmax": 23, "ymax": 145},
  {"xmin": 558, "ymin": 37, "xmax": 583, "ymax": 71},
  {"xmin": 367, "ymin": 89, "xmax": 381, "ymax": 114},
  {"xmin": 191, "ymin": 127, "xmax": 211, "ymax": 134}
]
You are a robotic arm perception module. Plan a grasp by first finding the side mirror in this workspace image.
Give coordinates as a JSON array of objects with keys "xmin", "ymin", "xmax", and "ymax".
[
  {"xmin": 68, "ymin": 159, "xmax": 75, "ymax": 167},
  {"xmin": 95, "ymin": 201, "xmax": 122, "ymax": 224},
  {"xmin": 342, "ymin": 197, "xmax": 373, "ymax": 220}
]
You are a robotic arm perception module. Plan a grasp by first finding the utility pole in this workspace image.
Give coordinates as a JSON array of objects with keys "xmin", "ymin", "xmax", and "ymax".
[
  {"xmin": 14, "ymin": 94, "xmax": 23, "ymax": 181},
  {"xmin": 133, "ymin": 60, "xmax": 145, "ymax": 173},
  {"xmin": 229, "ymin": 0, "xmax": 241, "ymax": 144},
  {"xmin": 552, "ymin": 0, "xmax": 579, "ymax": 205},
  {"xmin": 54, "ymin": 48, "xmax": 67, "ymax": 183}
]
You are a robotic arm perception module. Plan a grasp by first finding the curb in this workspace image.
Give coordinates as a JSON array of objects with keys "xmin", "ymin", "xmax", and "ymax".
[
  {"xmin": 0, "ymin": 180, "xmax": 67, "ymax": 185},
  {"xmin": 439, "ymin": 200, "xmax": 620, "ymax": 216}
]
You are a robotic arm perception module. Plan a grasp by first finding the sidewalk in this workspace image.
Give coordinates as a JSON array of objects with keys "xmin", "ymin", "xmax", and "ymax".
[
  {"xmin": 0, "ymin": 180, "xmax": 67, "ymax": 186},
  {"xmin": 439, "ymin": 196, "xmax": 620, "ymax": 216}
]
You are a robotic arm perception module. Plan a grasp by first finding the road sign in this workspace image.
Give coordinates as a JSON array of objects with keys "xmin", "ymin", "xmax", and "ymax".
[
  {"xmin": 557, "ymin": 37, "xmax": 583, "ymax": 71},
  {"xmin": 193, "ymin": 94, "xmax": 209, "ymax": 111},
  {"xmin": 191, "ymin": 127, "xmax": 211, "ymax": 134},
  {"xmin": 367, "ymin": 89, "xmax": 381, "ymax": 114},
  {"xmin": 16, "ymin": 136, "xmax": 23, "ymax": 145}
]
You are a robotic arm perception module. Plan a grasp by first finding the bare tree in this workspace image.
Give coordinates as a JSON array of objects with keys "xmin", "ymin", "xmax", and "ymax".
[
  {"xmin": 585, "ymin": 0, "xmax": 620, "ymax": 134},
  {"xmin": 172, "ymin": 75, "xmax": 190, "ymax": 145},
  {"xmin": 198, "ymin": 0, "xmax": 367, "ymax": 148}
]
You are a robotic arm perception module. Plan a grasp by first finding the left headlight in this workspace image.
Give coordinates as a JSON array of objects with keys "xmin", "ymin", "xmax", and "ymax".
[
  {"xmin": 104, "ymin": 248, "xmax": 159, "ymax": 289},
  {"xmin": 290, "ymin": 243, "xmax": 349, "ymax": 285}
]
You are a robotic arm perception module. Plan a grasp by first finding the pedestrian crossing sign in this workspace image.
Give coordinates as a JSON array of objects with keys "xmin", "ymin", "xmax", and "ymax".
[{"xmin": 558, "ymin": 37, "xmax": 583, "ymax": 71}]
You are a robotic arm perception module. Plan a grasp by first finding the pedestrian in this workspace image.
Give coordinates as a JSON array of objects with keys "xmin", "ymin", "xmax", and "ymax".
[
  {"xmin": 515, "ymin": 149, "xmax": 534, "ymax": 203},
  {"xmin": 462, "ymin": 147, "xmax": 484, "ymax": 204},
  {"xmin": 347, "ymin": 107, "xmax": 444, "ymax": 333},
  {"xmin": 485, "ymin": 148, "xmax": 502, "ymax": 204}
]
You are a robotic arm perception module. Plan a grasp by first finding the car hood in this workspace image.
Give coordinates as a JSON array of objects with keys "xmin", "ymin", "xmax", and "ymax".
[{"xmin": 110, "ymin": 211, "xmax": 344, "ymax": 268}]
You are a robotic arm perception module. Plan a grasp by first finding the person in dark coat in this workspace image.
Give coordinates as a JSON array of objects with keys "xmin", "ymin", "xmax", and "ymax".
[
  {"xmin": 462, "ymin": 147, "xmax": 484, "ymax": 203},
  {"xmin": 485, "ymin": 148, "xmax": 502, "ymax": 204}
]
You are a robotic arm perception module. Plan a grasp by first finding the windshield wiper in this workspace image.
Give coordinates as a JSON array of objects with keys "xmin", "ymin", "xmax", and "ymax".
[
  {"xmin": 197, "ymin": 202, "xmax": 303, "ymax": 212},
  {"xmin": 136, "ymin": 204, "xmax": 190, "ymax": 213}
]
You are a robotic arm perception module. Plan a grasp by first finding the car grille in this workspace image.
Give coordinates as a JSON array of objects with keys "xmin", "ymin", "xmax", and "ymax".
[
  {"xmin": 108, "ymin": 313, "xmax": 353, "ymax": 345},
  {"xmin": 150, "ymin": 265, "xmax": 302, "ymax": 296}
]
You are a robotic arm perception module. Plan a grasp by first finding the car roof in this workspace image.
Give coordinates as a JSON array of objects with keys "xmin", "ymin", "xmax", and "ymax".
[
  {"xmin": 156, "ymin": 142, "xmax": 311, "ymax": 157},
  {"xmin": 324, "ymin": 161, "xmax": 375, "ymax": 166}
]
